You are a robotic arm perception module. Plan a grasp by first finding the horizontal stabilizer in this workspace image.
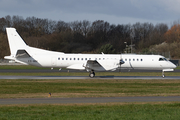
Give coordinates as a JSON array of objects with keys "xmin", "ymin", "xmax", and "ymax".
[{"xmin": 4, "ymin": 56, "xmax": 14, "ymax": 60}]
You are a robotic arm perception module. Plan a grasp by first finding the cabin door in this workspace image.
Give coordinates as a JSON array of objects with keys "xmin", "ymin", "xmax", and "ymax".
[{"xmin": 51, "ymin": 57, "xmax": 57, "ymax": 66}]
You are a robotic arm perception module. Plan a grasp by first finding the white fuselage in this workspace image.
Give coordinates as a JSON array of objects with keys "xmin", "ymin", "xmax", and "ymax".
[
  {"xmin": 4, "ymin": 28, "xmax": 176, "ymax": 77},
  {"xmin": 15, "ymin": 46, "xmax": 176, "ymax": 71}
]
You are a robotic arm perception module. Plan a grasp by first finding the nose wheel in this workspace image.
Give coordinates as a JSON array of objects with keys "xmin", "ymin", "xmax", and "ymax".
[
  {"xmin": 162, "ymin": 71, "xmax": 165, "ymax": 78},
  {"xmin": 89, "ymin": 71, "xmax": 95, "ymax": 78}
]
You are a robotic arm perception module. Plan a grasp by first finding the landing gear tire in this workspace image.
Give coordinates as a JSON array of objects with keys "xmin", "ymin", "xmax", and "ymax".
[
  {"xmin": 162, "ymin": 71, "xmax": 165, "ymax": 78},
  {"xmin": 89, "ymin": 71, "xmax": 95, "ymax": 78},
  {"xmin": 162, "ymin": 74, "xmax": 165, "ymax": 78}
]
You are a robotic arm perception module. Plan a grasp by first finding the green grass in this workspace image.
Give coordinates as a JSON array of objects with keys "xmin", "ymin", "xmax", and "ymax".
[
  {"xmin": 0, "ymin": 103, "xmax": 180, "ymax": 120},
  {"xmin": 176, "ymin": 66, "xmax": 180, "ymax": 69},
  {"xmin": 0, "ymin": 65, "xmax": 179, "ymax": 119},
  {"xmin": 1, "ymin": 79, "xmax": 180, "ymax": 98}
]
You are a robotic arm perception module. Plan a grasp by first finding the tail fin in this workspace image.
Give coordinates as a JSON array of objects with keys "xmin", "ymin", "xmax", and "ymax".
[{"xmin": 6, "ymin": 28, "xmax": 27, "ymax": 57}]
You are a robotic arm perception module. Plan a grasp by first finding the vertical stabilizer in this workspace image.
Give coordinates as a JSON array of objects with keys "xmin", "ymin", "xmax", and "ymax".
[{"xmin": 6, "ymin": 28, "xmax": 27, "ymax": 57}]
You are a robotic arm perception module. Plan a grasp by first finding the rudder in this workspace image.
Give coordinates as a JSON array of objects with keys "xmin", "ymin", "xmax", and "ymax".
[{"xmin": 6, "ymin": 28, "xmax": 27, "ymax": 57}]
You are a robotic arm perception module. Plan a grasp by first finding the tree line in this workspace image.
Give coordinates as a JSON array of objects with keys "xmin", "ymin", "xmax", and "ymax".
[{"xmin": 0, "ymin": 15, "xmax": 179, "ymax": 59}]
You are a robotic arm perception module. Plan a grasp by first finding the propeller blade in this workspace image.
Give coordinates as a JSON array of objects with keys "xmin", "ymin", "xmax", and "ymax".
[{"xmin": 119, "ymin": 54, "xmax": 125, "ymax": 72}]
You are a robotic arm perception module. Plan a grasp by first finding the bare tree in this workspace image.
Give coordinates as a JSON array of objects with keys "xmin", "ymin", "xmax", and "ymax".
[{"xmin": 82, "ymin": 20, "xmax": 91, "ymax": 37}]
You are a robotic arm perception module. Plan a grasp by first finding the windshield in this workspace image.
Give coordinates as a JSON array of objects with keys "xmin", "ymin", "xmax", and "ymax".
[{"xmin": 159, "ymin": 58, "xmax": 167, "ymax": 61}]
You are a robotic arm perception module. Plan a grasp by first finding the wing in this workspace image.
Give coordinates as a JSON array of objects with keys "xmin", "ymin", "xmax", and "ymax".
[{"xmin": 85, "ymin": 60, "xmax": 106, "ymax": 71}]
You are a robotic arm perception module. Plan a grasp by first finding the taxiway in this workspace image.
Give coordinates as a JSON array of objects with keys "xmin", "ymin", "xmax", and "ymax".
[
  {"xmin": 0, "ymin": 75, "xmax": 180, "ymax": 79},
  {"xmin": 0, "ymin": 69, "xmax": 180, "ymax": 73},
  {"xmin": 1, "ymin": 96, "xmax": 180, "ymax": 105}
]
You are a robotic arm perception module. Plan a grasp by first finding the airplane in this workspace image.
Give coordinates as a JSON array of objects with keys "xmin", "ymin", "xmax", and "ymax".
[{"xmin": 4, "ymin": 28, "xmax": 176, "ymax": 78}]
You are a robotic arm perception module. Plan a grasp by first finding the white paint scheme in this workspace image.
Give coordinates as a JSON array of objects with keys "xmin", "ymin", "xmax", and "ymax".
[{"xmin": 4, "ymin": 28, "xmax": 176, "ymax": 77}]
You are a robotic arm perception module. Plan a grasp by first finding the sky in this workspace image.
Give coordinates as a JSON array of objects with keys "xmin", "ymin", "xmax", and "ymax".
[{"xmin": 0, "ymin": 0, "xmax": 180, "ymax": 26}]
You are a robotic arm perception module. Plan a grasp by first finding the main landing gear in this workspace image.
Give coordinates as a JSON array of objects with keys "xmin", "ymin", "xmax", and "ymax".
[{"xmin": 89, "ymin": 71, "xmax": 95, "ymax": 78}]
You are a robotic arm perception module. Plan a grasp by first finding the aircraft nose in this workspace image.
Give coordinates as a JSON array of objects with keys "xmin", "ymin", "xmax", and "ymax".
[{"xmin": 170, "ymin": 62, "xmax": 177, "ymax": 69}]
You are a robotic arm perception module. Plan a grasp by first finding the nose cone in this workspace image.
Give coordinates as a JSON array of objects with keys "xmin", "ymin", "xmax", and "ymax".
[{"xmin": 169, "ymin": 61, "xmax": 177, "ymax": 69}]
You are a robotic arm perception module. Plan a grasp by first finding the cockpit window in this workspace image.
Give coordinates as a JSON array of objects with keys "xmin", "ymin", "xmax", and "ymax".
[{"xmin": 159, "ymin": 58, "xmax": 167, "ymax": 61}]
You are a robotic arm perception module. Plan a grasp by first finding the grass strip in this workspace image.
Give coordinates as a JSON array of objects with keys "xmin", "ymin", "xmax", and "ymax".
[
  {"xmin": 1, "ymin": 79, "xmax": 180, "ymax": 98},
  {"xmin": 0, "ymin": 103, "xmax": 180, "ymax": 120}
]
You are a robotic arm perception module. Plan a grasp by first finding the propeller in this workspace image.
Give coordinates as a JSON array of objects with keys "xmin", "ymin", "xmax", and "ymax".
[{"xmin": 119, "ymin": 54, "xmax": 125, "ymax": 72}]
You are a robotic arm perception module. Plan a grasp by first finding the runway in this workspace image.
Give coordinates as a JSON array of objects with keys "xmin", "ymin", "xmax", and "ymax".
[
  {"xmin": 0, "ymin": 75, "xmax": 180, "ymax": 79},
  {"xmin": 1, "ymin": 96, "xmax": 180, "ymax": 105},
  {"xmin": 0, "ymin": 69, "xmax": 180, "ymax": 73},
  {"xmin": 0, "ymin": 68, "xmax": 179, "ymax": 79}
]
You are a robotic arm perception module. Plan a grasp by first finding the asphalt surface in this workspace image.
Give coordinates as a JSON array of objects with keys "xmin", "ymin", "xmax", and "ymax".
[
  {"xmin": 1, "ymin": 96, "xmax": 180, "ymax": 105},
  {"xmin": 0, "ymin": 69, "xmax": 179, "ymax": 80},
  {"xmin": 0, "ymin": 75, "xmax": 180, "ymax": 79},
  {"xmin": 0, "ymin": 69, "xmax": 180, "ymax": 73}
]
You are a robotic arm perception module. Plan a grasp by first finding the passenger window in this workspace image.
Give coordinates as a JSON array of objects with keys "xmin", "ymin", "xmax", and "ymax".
[
  {"xmin": 81, "ymin": 58, "xmax": 83, "ymax": 60},
  {"xmin": 85, "ymin": 58, "xmax": 87, "ymax": 60},
  {"xmin": 62, "ymin": 58, "xmax": 64, "ymax": 60},
  {"xmin": 66, "ymin": 58, "xmax": 68, "ymax": 60},
  {"xmin": 137, "ymin": 59, "xmax": 139, "ymax": 61},
  {"xmin": 129, "ymin": 59, "xmax": 131, "ymax": 61},
  {"xmin": 58, "ymin": 58, "xmax": 60, "ymax": 60},
  {"xmin": 78, "ymin": 58, "xmax": 79, "ymax": 60},
  {"xmin": 74, "ymin": 58, "xmax": 76, "ymax": 60},
  {"xmin": 141, "ymin": 59, "xmax": 143, "ymax": 61},
  {"xmin": 125, "ymin": 59, "xmax": 127, "ymax": 61},
  {"xmin": 89, "ymin": 58, "xmax": 91, "ymax": 60},
  {"xmin": 133, "ymin": 59, "xmax": 135, "ymax": 61},
  {"xmin": 99, "ymin": 58, "xmax": 101, "ymax": 60},
  {"xmin": 70, "ymin": 58, "xmax": 72, "ymax": 60}
]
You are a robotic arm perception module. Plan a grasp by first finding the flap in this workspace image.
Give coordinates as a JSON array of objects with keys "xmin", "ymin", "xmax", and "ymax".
[{"xmin": 67, "ymin": 64, "xmax": 85, "ymax": 70}]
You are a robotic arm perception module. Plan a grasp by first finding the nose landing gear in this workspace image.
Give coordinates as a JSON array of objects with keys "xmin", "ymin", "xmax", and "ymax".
[
  {"xmin": 162, "ymin": 71, "xmax": 165, "ymax": 78},
  {"xmin": 162, "ymin": 69, "xmax": 174, "ymax": 78}
]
